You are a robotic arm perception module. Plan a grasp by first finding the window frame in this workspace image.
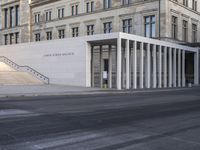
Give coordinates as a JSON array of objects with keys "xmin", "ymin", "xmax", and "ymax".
[
  {"xmin": 171, "ymin": 16, "xmax": 178, "ymax": 39},
  {"xmin": 103, "ymin": 22, "xmax": 112, "ymax": 33},
  {"xmin": 144, "ymin": 15, "xmax": 156, "ymax": 38}
]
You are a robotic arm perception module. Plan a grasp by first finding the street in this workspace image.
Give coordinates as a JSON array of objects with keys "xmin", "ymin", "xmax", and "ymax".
[{"xmin": 0, "ymin": 88, "xmax": 200, "ymax": 150}]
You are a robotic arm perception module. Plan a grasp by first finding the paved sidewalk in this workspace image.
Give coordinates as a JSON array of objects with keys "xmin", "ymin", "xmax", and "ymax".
[
  {"xmin": 0, "ymin": 84, "xmax": 198, "ymax": 99},
  {"xmin": 0, "ymin": 84, "xmax": 101, "ymax": 97}
]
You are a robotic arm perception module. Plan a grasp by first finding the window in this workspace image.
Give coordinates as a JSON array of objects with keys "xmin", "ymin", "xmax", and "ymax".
[
  {"xmin": 35, "ymin": 33, "xmax": 40, "ymax": 41},
  {"xmin": 72, "ymin": 27, "xmax": 79, "ymax": 37},
  {"xmin": 103, "ymin": 0, "xmax": 112, "ymax": 9},
  {"xmin": 4, "ymin": 8, "xmax": 8, "ymax": 28},
  {"xmin": 71, "ymin": 6, "xmax": 74, "ymax": 16},
  {"xmin": 15, "ymin": 32, "xmax": 19, "ymax": 44},
  {"xmin": 86, "ymin": 2, "xmax": 90, "ymax": 13},
  {"xmin": 122, "ymin": 19, "xmax": 132, "ymax": 33},
  {"xmin": 182, "ymin": 20, "xmax": 188, "ymax": 42},
  {"xmin": 91, "ymin": 1, "xmax": 94, "ymax": 12},
  {"xmin": 87, "ymin": 25, "xmax": 94, "ymax": 35},
  {"xmin": 183, "ymin": 0, "xmax": 188, "ymax": 7},
  {"xmin": 46, "ymin": 31, "xmax": 52, "ymax": 40},
  {"xmin": 58, "ymin": 29, "xmax": 65, "ymax": 39},
  {"xmin": 103, "ymin": 22, "xmax": 112, "ymax": 33},
  {"xmin": 171, "ymin": 16, "xmax": 177, "ymax": 39},
  {"xmin": 45, "ymin": 11, "xmax": 52, "ymax": 22},
  {"xmin": 122, "ymin": 0, "xmax": 131, "ymax": 5},
  {"xmin": 4, "ymin": 34, "xmax": 8, "ymax": 45},
  {"xmin": 76, "ymin": 5, "xmax": 78, "ymax": 15},
  {"xmin": 145, "ymin": 15, "xmax": 156, "ymax": 38},
  {"xmin": 86, "ymin": 1, "xmax": 94, "ymax": 13},
  {"xmin": 34, "ymin": 13, "xmax": 40, "ymax": 23},
  {"xmin": 10, "ymin": 7, "xmax": 15, "ymax": 27},
  {"xmin": 10, "ymin": 33, "xmax": 14, "ymax": 45},
  {"xmin": 192, "ymin": 24, "xmax": 197, "ymax": 43},
  {"xmin": 71, "ymin": 4, "xmax": 78, "ymax": 16},
  {"xmin": 16, "ymin": 5, "xmax": 19, "ymax": 26},
  {"xmin": 192, "ymin": 0, "xmax": 197, "ymax": 11},
  {"xmin": 58, "ymin": 8, "xmax": 64, "ymax": 19}
]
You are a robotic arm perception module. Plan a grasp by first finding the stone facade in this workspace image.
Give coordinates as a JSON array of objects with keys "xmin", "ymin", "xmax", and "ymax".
[
  {"xmin": 0, "ymin": 0, "xmax": 200, "ymax": 45},
  {"xmin": 0, "ymin": 0, "xmax": 30, "ymax": 45}
]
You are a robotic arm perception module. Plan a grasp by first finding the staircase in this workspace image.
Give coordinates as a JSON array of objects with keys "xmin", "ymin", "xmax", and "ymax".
[{"xmin": 0, "ymin": 57, "xmax": 49, "ymax": 85}]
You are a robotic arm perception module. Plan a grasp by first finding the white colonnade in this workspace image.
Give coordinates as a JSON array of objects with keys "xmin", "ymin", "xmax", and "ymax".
[
  {"xmin": 90, "ymin": 33, "xmax": 199, "ymax": 90},
  {"xmin": 115, "ymin": 37, "xmax": 199, "ymax": 90}
]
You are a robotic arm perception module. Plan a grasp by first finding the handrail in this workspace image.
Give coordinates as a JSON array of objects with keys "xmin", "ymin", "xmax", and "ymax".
[{"xmin": 0, "ymin": 56, "xmax": 49, "ymax": 84}]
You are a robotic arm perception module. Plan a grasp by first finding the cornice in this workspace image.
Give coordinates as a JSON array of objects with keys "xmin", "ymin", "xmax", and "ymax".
[
  {"xmin": 168, "ymin": 0, "xmax": 200, "ymax": 15},
  {"xmin": 0, "ymin": 0, "xmax": 19, "ymax": 7},
  {"xmin": 30, "ymin": 0, "xmax": 62, "ymax": 8}
]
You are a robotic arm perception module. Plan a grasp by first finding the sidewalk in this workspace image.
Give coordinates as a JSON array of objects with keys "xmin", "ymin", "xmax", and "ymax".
[
  {"xmin": 0, "ymin": 84, "xmax": 197, "ymax": 98},
  {"xmin": 0, "ymin": 85, "xmax": 99, "ymax": 97}
]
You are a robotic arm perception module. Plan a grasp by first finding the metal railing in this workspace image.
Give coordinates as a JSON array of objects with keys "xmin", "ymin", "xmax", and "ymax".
[{"xmin": 0, "ymin": 56, "xmax": 49, "ymax": 84}]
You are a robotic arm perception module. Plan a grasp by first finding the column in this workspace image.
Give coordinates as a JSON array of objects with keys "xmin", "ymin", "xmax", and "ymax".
[
  {"xmin": 182, "ymin": 50, "xmax": 186, "ymax": 87},
  {"xmin": 158, "ymin": 46, "xmax": 162, "ymax": 88},
  {"xmin": 178, "ymin": 49, "xmax": 181, "ymax": 87},
  {"xmin": 163, "ymin": 47, "xmax": 167, "ymax": 88},
  {"xmin": 133, "ymin": 41, "xmax": 137, "ymax": 89},
  {"xmin": 126, "ymin": 40, "xmax": 130, "ymax": 89},
  {"xmin": 194, "ymin": 51, "xmax": 199, "ymax": 85},
  {"xmin": 168, "ymin": 48, "xmax": 172, "ymax": 87},
  {"xmin": 100, "ymin": 45, "xmax": 103, "ymax": 88},
  {"xmin": 146, "ymin": 43, "xmax": 151, "ymax": 88},
  {"xmin": 122, "ymin": 49, "xmax": 126, "ymax": 88},
  {"xmin": 117, "ymin": 38, "xmax": 122, "ymax": 90},
  {"xmin": 173, "ymin": 48, "xmax": 177, "ymax": 87},
  {"xmin": 153, "ymin": 45, "xmax": 157, "ymax": 88},
  {"xmin": 108, "ymin": 45, "xmax": 112, "ymax": 88},
  {"xmin": 91, "ymin": 46, "xmax": 94, "ymax": 87},
  {"xmin": 140, "ymin": 42, "xmax": 144, "ymax": 89}
]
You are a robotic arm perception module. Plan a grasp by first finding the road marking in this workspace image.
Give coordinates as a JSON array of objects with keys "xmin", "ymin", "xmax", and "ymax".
[
  {"xmin": 34, "ymin": 133, "xmax": 100, "ymax": 149},
  {"xmin": 0, "ymin": 109, "xmax": 39, "ymax": 119}
]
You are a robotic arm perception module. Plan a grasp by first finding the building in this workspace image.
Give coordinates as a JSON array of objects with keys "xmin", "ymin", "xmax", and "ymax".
[
  {"xmin": 0, "ymin": 0, "xmax": 30, "ymax": 45},
  {"xmin": 0, "ymin": 0, "xmax": 200, "ymax": 45},
  {"xmin": 0, "ymin": 0, "xmax": 199, "ymax": 89},
  {"xmin": 0, "ymin": 32, "xmax": 198, "ymax": 89}
]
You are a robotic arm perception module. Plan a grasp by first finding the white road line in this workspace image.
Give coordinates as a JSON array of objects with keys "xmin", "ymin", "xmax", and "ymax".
[{"xmin": 0, "ymin": 109, "xmax": 39, "ymax": 119}]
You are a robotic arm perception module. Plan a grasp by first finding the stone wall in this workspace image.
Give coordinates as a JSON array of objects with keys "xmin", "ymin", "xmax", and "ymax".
[{"xmin": 0, "ymin": 36, "xmax": 89, "ymax": 86}]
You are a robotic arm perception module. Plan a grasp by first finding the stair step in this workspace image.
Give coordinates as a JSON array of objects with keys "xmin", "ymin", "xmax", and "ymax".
[
  {"xmin": 0, "ymin": 62, "xmax": 15, "ymax": 71},
  {"xmin": 0, "ymin": 62, "xmax": 44, "ymax": 85},
  {"xmin": 0, "ymin": 72, "xmax": 43, "ymax": 85}
]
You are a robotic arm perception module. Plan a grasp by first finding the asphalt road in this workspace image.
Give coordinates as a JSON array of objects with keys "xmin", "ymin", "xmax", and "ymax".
[{"xmin": 0, "ymin": 88, "xmax": 200, "ymax": 150}]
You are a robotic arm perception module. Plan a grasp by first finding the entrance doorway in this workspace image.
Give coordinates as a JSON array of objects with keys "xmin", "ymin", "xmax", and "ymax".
[{"xmin": 91, "ymin": 45, "xmax": 116, "ymax": 88}]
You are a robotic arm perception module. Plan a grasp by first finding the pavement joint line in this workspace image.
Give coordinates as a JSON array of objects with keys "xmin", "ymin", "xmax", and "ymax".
[{"xmin": 0, "ymin": 87, "xmax": 198, "ymax": 100}]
